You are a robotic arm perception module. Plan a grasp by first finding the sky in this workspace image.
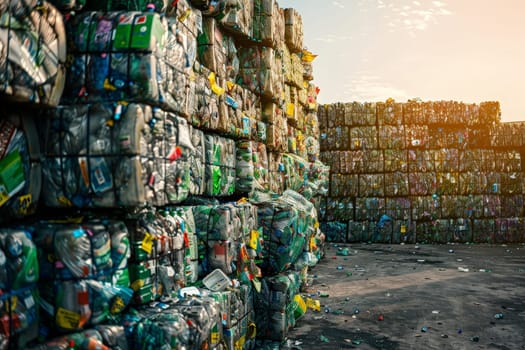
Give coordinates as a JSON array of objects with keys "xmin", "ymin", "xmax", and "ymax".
[{"xmin": 278, "ymin": 0, "xmax": 525, "ymax": 122}]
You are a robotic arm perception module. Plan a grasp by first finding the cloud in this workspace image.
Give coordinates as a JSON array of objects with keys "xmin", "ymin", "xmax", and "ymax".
[
  {"xmin": 341, "ymin": 73, "xmax": 410, "ymax": 102},
  {"xmin": 373, "ymin": 0, "xmax": 453, "ymax": 35},
  {"xmin": 332, "ymin": 1, "xmax": 345, "ymax": 8}
]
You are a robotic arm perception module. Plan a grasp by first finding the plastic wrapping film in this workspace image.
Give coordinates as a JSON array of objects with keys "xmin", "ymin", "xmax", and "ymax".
[
  {"xmin": 378, "ymin": 125, "xmax": 406, "ymax": 149},
  {"xmin": 126, "ymin": 208, "xmax": 187, "ymax": 304},
  {"xmin": 0, "ymin": 229, "xmax": 39, "ymax": 349},
  {"xmin": 0, "ymin": 111, "xmax": 41, "ymax": 222},
  {"xmin": 62, "ymin": 10, "xmax": 197, "ymax": 117},
  {"xmin": 235, "ymin": 140, "xmax": 269, "ymax": 194},
  {"xmin": 344, "ymin": 102, "xmax": 376, "ymax": 126},
  {"xmin": 252, "ymin": 0, "xmax": 284, "ymax": 48},
  {"xmin": 41, "ymin": 103, "xmax": 194, "ymax": 207},
  {"xmin": 204, "ymin": 134, "xmax": 236, "ymax": 196},
  {"xmin": 0, "ymin": 1, "xmax": 66, "ymax": 106},
  {"xmin": 253, "ymin": 191, "xmax": 307, "ymax": 275},
  {"xmin": 376, "ymin": 99, "xmax": 403, "ymax": 125},
  {"xmin": 237, "ymin": 45, "xmax": 283, "ymax": 100},
  {"xmin": 31, "ymin": 220, "xmax": 133, "ymax": 334},
  {"xmin": 350, "ymin": 126, "xmax": 378, "ymax": 150},
  {"xmin": 254, "ymin": 271, "xmax": 301, "ymax": 342}
]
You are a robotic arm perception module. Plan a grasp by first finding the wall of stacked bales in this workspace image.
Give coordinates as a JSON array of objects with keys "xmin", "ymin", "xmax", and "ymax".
[
  {"xmin": 0, "ymin": 0, "xmax": 329, "ymax": 348},
  {"xmin": 319, "ymin": 100, "xmax": 525, "ymax": 244}
]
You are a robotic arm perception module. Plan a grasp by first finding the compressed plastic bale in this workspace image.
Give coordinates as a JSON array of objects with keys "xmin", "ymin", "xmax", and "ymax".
[
  {"xmin": 408, "ymin": 172, "xmax": 435, "ymax": 196},
  {"xmin": 384, "ymin": 149, "xmax": 407, "ymax": 173},
  {"xmin": 385, "ymin": 197, "xmax": 411, "ymax": 220},
  {"xmin": 501, "ymin": 195, "xmax": 524, "ymax": 217},
  {"xmin": 0, "ymin": 229, "xmax": 40, "ymax": 348},
  {"xmin": 406, "ymin": 125, "xmax": 429, "ymax": 148},
  {"xmin": 324, "ymin": 197, "xmax": 353, "ymax": 221},
  {"xmin": 451, "ymin": 218, "xmax": 472, "ymax": 242},
  {"xmin": 254, "ymin": 272, "xmax": 300, "ymax": 341},
  {"xmin": 408, "ymin": 149, "xmax": 434, "ymax": 173},
  {"xmin": 188, "ymin": 126, "xmax": 206, "ymax": 196},
  {"xmin": 32, "ymin": 222, "xmax": 133, "ymax": 330},
  {"xmin": 378, "ymin": 125, "xmax": 406, "ymax": 149},
  {"xmin": 254, "ymin": 199, "xmax": 305, "ymax": 275},
  {"xmin": 355, "ymin": 197, "xmax": 385, "ymax": 222},
  {"xmin": 479, "ymin": 101, "xmax": 501, "ymax": 125},
  {"xmin": 283, "ymin": 8, "xmax": 303, "ymax": 53},
  {"xmin": 376, "ymin": 99, "xmax": 403, "ymax": 125},
  {"xmin": 472, "ymin": 219, "xmax": 495, "ymax": 243},
  {"xmin": 198, "ymin": 17, "xmax": 228, "ymax": 78},
  {"xmin": 483, "ymin": 195, "xmax": 502, "ymax": 218},
  {"xmin": 62, "ymin": 11, "xmax": 194, "ymax": 117},
  {"xmin": 0, "ymin": 1, "xmax": 66, "ymax": 106},
  {"xmin": 252, "ymin": 0, "xmax": 284, "ymax": 48},
  {"xmin": 434, "ymin": 172, "xmax": 459, "ymax": 195},
  {"xmin": 0, "ymin": 111, "xmax": 41, "ymax": 222},
  {"xmin": 267, "ymin": 151, "xmax": 285, "ymax": 194},
  {"xmin": 172, "ymin": 296, "xmax": 223, "ymax": 349},
  {"xmin": 236, "ymin": 141, "xmax": 269, "ymax": 194},
  {"xmin": 204, "ymin": 134, "xmax": 236, "ymax": 196},
  {"xmin": 41, "ymin": 103, "xmax": 193, "ymax": 208},
  {"xmin": 218, "ymin": 0, "xmax": 253, "ymax": 39},
  {"xmin": 392, "ymin": 220, "xmax": 415, "ymax": 244},
  {"xmin": 496, "ymin": 217, "xmax": 524, "ymax": 243},
  {"xmin": 358, "ymin": 174, "xmax": 384, "ymax": 197},
  {"xmin": 127, "ymin": 208, "xmax": 187, "ymax": 288},
  {"xmin": 345, "ymin": 102, "xmax": 376, "ymax": 126},
  {"xmin": 123, "ymin": 307, "xmax": 190, "ymax": 349},
  {"xmin": 350, "ymin": 126, "xmax": 378, "ymax": 150},
  {"xmin": 320, "ymin": 221, "xmax": 347, "ymax": 243},
  {"xmin": 410, "ymin": 196, "xmax": 440, "ymax": 221},
  {"xmin": 329, "ymin": 173, "xmax": 358, "ymax": 198}
]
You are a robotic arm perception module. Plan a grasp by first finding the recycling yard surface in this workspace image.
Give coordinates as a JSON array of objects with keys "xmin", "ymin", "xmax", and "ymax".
[{"xmin": 287, "ymin": 243, "xmax": 525, "ymax": 350}]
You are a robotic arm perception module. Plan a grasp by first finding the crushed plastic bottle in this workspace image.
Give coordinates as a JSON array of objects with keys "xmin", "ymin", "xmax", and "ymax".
[
  {"xmin": 494, "ymin": 313, "xmax": 504, "ymax": 319},
  {"xmin": 319, "ymin": 335, "xmax": 330, "ymax": 343}
]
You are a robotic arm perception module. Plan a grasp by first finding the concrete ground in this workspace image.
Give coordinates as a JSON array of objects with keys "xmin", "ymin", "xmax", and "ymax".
[{"xmin": 287, "ymin": 243, "xmax": 525, "ymax": 350}]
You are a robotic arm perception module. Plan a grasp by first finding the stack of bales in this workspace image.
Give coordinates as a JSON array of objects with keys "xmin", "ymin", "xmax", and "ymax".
[
  {"xmin": 319, "ymin": 99, "xmax": 524, "ymax": 244},
  {"xmin": 1, "ymin": 0, "xmax": 327, "ymax": 348}
]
